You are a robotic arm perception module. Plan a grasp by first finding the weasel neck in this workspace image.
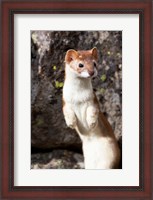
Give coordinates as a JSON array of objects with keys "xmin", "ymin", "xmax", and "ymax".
[
  {"xmin": 65, "ymin": 64, "xmax": 92, "ymax": 88},
  {"xmin": 63, "ymin": 64, "xmax": 94, "ymax": 104}
]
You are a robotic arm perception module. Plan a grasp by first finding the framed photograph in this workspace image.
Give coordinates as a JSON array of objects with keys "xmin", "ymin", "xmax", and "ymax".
[{"xmin": 1, "ymin": 0, "xmax": 152, "ymax": 199}]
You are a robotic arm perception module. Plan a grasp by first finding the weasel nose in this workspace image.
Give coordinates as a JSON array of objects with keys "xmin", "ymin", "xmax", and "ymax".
[{"xmin": 89, "ymin": 70, "xmax": 94, "ymax": 76}]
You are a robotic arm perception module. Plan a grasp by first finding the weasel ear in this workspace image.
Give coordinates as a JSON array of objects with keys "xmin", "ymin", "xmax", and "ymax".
[
  {"xmin": 65, "ymin": 49, "xmax": 78, "ymax": 63},
  {"xmin": 91, "ymin": 47, "xmax": 98, "ymax": 60}
]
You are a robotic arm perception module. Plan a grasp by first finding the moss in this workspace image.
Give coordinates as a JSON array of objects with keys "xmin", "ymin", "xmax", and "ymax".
[
  {"xmin": 101, "ymin": 74, "xmax": 107, "ymax": 82},
  {"xmin": 55, "ymin": 81, "xmax": 64, "ymax": 88},
  {"xmin": 53, "ymin": 65, "xmax": 57, "ymax": 70}
]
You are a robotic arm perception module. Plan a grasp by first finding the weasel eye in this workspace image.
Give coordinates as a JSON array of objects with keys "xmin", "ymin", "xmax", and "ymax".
[
  {"xmin": 93, "ymin": 62, "xmax": 97, "ymax": 67},
  {"xmin": 79, "ymin": 63, "xmax": 84, "ymax": 68}
]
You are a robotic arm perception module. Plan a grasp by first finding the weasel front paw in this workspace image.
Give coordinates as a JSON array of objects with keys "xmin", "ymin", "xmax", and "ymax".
[
  {"xmin": 86, "ymin": 106, "xmax": 99, "ymax": 130},
  {"xmin": 87, "ymin": 116, "xmax": 98, "ymax": 130},
  {"xmin": 65, "ymin": 115, "xmax": 77, "ymax": 129}
]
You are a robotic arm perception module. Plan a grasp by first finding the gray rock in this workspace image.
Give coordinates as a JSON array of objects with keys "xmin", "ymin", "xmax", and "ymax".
[{"xmin": 31, "ymin": 150, "xmax": 84, "ymax": 169}]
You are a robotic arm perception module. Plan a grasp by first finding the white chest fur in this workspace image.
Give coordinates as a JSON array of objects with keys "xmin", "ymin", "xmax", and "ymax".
[{"xmin": 63, "ymin": 65, "xmax": 94, "ymax": 131}]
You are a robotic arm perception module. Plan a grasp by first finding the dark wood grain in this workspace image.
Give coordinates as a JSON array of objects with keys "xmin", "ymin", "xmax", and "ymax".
[{"xmin": 1, "ymin": 0, "xmax": 152, "ymax": 199}]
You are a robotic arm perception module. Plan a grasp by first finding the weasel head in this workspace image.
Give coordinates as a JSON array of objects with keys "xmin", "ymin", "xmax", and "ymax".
[{"xmin": 65, "ymin": 47, "xmax": 98, "ymax": 79}]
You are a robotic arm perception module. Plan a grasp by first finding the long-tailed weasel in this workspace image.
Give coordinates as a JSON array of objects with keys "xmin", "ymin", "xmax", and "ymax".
[{"xmin": 62, "ymin": 47, "xmax": 120, "ymax": 169}]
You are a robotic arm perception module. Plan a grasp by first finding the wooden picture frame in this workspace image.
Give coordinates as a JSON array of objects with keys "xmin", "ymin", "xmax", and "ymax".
[{"xmin": 1, "ymin": 0, "xmax": 152, "ymax": 199}]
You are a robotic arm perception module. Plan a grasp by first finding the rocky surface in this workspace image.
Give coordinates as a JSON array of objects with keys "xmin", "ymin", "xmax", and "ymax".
[
  {"xmin": 31, "ymin": 150, "xmax": 84, "ymax": 169},
  {"xmin": 31, "ymin": 31, "xmax": 122, "ymax": 168}
]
